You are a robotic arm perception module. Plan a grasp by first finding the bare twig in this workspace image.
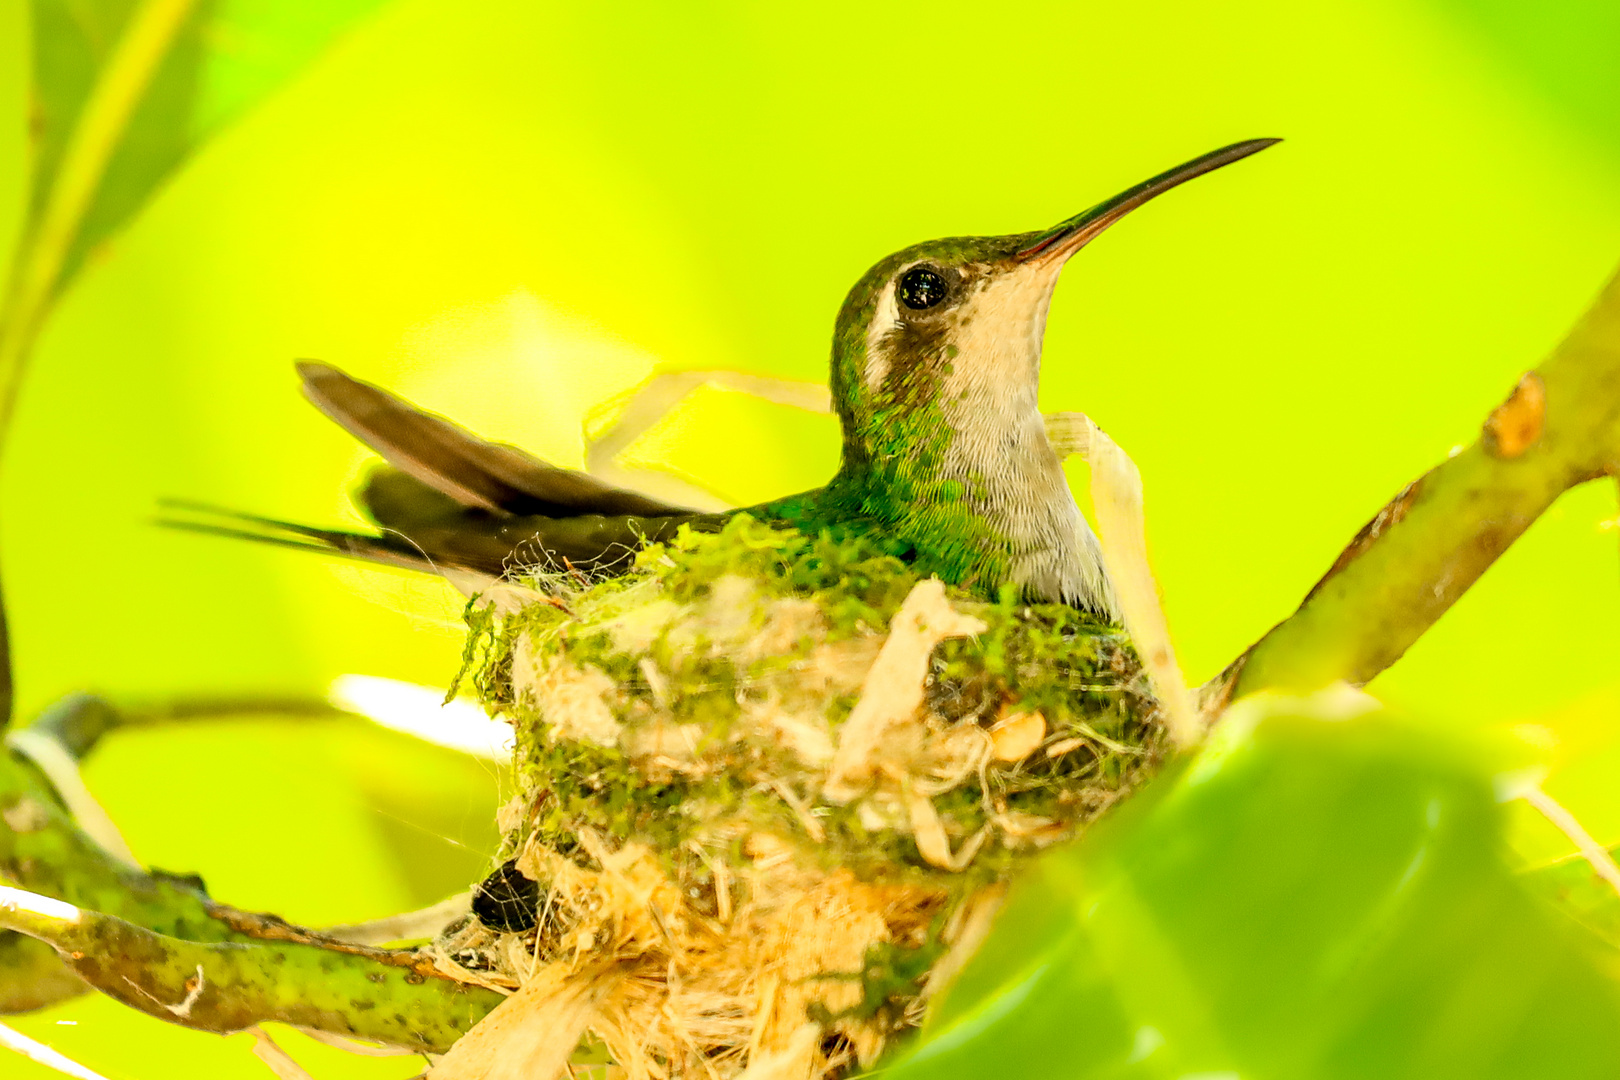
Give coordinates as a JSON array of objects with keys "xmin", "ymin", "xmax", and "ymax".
[
  {"xmin": 321, "ymin": 891, "xmax": 473, "ymax": 946},
  {"xmin": 583, "ymin": 369, "xmax": 831, "ymax": 509},
  {"xmin": 249, "ymin": 1026, "xmax": 319, "ymax": 1080},
  {"xmin": 4, "ymin": 727, "xmax": 139, "ymax": 867},
  {"xmin": 1046, "ymin": 411, "xmax": 1197, "ymax": 748}
]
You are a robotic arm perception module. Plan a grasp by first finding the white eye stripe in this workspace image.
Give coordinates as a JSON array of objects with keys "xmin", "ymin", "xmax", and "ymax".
[{"xmin": 864, "ymin": 278, "xmax": 898, "ymax": 391}]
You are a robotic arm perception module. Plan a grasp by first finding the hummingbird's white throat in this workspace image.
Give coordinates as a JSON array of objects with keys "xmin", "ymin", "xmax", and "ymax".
[{"xmin": 862, "ymin": 258, "xmax": 1112, "ymax": 612}]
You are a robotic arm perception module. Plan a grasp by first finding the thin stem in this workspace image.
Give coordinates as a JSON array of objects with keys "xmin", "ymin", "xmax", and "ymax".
[
  {"xmin": 0, "ymin": 573, "xmax": 11, "ymax": 734},
  {"xmin": 321, "ymin": 891, "xmax": 472, "ymax": 946},
  {"xmin": 5, "ymin": 726, "xmax": 139, "ymax": 866},
  {"xmin": 1045, "ymin": 411, "xmax": 1197, "ymax": 749}
]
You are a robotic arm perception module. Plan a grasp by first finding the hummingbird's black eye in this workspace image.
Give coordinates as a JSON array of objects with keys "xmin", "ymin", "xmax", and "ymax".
[{"xmin": 897, "ymin": 266, "xmax": 948, "ymax": 310}]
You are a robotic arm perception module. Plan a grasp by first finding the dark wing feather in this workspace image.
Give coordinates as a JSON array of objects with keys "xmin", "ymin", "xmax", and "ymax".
[
  {"xmin": 297, "ymin": 361, "xmax": 691, "ymax": 518},
  {"xmin": 352, "ymin": 464, "xmax": 729, "ymax": 573},
  {"xmin": 158, "ymin": 363, "xmax": 720, "ymax": 581},
  {"xmin": 358, "ymin": 466, "xmax": 476, "ymax": 532}
]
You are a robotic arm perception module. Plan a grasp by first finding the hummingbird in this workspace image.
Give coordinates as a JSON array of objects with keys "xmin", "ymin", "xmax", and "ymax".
[{"xmin": 166, "ymin": 139, "xmax": 1277, "ymax": 617}]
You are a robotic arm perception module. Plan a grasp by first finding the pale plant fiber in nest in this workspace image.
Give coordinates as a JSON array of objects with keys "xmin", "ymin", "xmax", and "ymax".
[{"xmin": 428, "ymin": 519, "xmax": 1163, "ymax": 1080}]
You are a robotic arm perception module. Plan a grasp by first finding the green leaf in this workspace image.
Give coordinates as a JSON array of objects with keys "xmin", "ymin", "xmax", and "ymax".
[
  {"xmin": 0, "ymin": 0, "xmax": 389, "ymax": 460},
  {"xmin": 26, "ymin": 0, "xmax": 387, "ymax": 289},
  {"xmin": 892, "ymin": 692, "xmax": 1620, "ymax": 1080}
]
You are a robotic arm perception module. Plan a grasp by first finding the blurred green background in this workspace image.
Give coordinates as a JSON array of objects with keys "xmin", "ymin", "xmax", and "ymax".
[{"xmin": 2, "ymin": 0, "xmax": 1619, "ymax": 1076}]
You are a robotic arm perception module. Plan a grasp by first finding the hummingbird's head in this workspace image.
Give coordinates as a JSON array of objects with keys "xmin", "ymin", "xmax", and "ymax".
[{"xmin": 828, "ymin": 139, "xmax": 1278, "ymax": 465}]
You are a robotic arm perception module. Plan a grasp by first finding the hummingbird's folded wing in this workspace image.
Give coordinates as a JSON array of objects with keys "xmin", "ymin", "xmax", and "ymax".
[
  {"xmin": 157, "ymin": 364, "xmax": 722, "ymax": 581},
  {"xmin": 297, "ymin": 361, "xmax": 693, "ymax": 518}
]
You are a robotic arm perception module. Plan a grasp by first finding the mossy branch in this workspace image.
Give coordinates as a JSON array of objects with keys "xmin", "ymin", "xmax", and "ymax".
[
  {"xmin": 0, "ymin": 884, "xmax": 499, "ymax": 1053},
  {"xmin": 1216, "ymin": 262, "xmax": 1620, "ymax": 704},
  {"xmin": 0, "ymin": 699, "xmax": 504, "ymax": 1044}
]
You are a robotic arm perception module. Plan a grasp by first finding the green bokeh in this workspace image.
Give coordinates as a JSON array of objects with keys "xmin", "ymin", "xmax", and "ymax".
[{"xmin": 2, "ymin": 0, "xmax": 1619, "ymax": 1075}]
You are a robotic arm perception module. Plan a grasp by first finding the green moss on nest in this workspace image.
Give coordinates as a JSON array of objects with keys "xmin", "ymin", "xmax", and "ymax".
[
  {"xmin": 442, "ymin": 515, "xmax": 1166, "ymax": 1075},
  {"xmin": 463, "ymin": 514, "xmax": 1162, "ymax": 889}
]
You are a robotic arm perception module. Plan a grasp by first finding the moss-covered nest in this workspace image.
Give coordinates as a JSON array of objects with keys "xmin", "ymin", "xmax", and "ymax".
[{"xmin": 430, "ymin": 516, "xmax": 1164, "ymax": 1080}]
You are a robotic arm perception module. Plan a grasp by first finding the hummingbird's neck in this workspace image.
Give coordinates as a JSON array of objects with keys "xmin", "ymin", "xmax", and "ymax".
[
  {"xmin": 822, "ymin": 389, "xmax": 1111, "ymax": 613},
  {"xmin": 811, "ymin": 255, "xmax": 1112, "ymax": 612}
]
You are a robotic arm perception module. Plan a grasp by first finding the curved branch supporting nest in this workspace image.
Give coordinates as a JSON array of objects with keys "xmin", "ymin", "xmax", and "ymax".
[{"xmin": 1214, "ymin": 266, "xmax": 1620, "ymax": 706}]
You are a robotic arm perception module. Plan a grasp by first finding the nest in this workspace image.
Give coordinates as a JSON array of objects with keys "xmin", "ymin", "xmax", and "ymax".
[{"xmin": 427, "ymin": 517, "xmax": 1163, "ymax": 1080}]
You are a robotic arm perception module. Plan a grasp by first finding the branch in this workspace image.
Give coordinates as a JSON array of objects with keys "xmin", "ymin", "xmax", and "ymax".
[
  {"xmin": 0, "ymin": 886, "xmax": 501, "ymax": 1053},
  {"xmin": 0, "ymin": 737, "xmax": 287, "ymax": 944},
  {"xmin": 1213, "ymin": 263, "xmax": 1620, "ymax": 705},
  {"xmin": 0, "ymin": 694, "xmax": 509, "ymax": 1044}
]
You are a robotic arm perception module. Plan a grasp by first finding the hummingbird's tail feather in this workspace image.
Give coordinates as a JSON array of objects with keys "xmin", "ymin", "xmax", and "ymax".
[
  {"xmin": 155, "ymin": 499, "xmax": 443, "ymax": 574},
  {"xmin": 296, "ymin": 361, "xmax": 693, "ymax": 518},
  {"xmin": 157, "ymin": 497, "xmax": 729, "ymax": 581}
]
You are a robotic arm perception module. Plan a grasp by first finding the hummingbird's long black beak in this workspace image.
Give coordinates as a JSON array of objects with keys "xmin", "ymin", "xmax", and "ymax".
[{"xmin": 1015, "ymin": 138, "xmax": 1280, "ymax": 265}]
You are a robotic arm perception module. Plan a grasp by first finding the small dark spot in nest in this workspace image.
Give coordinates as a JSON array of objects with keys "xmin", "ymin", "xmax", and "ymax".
[
  {"xmin": 684, "ymin": 881, "xmax": 720, "ymax": 918},
  {"xmin": 472, "ymin": 859, "xmax": 541, "ymax": 933},
  {"xmin": 542, "ymin": 830, "xmax": 582, "ymax": 861}
]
